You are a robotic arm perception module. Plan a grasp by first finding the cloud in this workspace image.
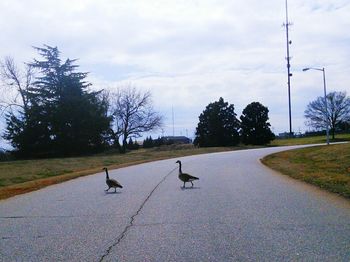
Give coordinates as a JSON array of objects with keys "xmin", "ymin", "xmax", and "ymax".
[{"xmin": 0, "ymin": 0, "xmax": 350, "ymax": 143}]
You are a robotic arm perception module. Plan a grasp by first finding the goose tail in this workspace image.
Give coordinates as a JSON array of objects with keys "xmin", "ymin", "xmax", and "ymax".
[{"xmin": 187, "ymin": 174, "xmax": 199, "ymax": 180}]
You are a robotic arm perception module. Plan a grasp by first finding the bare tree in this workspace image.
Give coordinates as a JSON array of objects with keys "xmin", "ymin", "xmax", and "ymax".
[
  {"xmin": 0, "ymin": 57, "xmax": 34, "ymax": 149},
  {"xmin": 110, "ymin": 86, "xmax": 163, "ymax": 153},
  {"xmin": 304, "ymin": 91, "xmax": 350, "ymax": 139},
  {"xmin": 103, "ymin": 90, "xmax": 122, "ymax": 150},
  {"xmin": 0, "ymin": 56, "xmax": 34, "ymax": 114}
]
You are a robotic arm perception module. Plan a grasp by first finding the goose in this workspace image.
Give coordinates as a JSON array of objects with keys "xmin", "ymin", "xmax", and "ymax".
[
  {"xmin": 103, "ymin": 167, "xmax": 123, "ymax": 192},
  {"xmin": 175, "ymin": 160, "xmax": 199, "ymax": 188}
]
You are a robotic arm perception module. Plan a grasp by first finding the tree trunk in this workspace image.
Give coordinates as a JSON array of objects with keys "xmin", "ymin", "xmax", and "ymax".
[
  {"xmin": 120, "ymin": 137, "xmax": 127, "ymax": 154},
  {"xmin": 331, "ymin": 121, "xmax": 336, "ymax": 140},
  {"xmin": 114, "ymin": 139, "xmax": 121, "ymax": 151}
]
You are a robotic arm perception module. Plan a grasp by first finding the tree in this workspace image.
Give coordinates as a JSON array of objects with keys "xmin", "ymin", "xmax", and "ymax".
[
  {"xmin": 0, "ymin": 57, "xmax": 34, "ymax": 150},
  {"xmin": 337, "ymin": 120, "xmax": 350, "ymax": 133},
  {"xmin": 3, "ymin": 45, "xmax": 112, "ymax": 157},
  {"xmin": 127, "ymin": 137, "xmax": 139, "ymax": 150},
  {"xmin": 240, "ymin": 102, "xmax": 275, "ymax": 145},
  {"xmin": 143, "ymin": 136, "xmax": 154, "ymax": 148},
  {"xmin": 305, "ymin": 91, "xmax": 350, "ymax": 139},
  {"xmin": 110, "ymin": 87, "xmax": 163, "ymax": 153},
  {"xmin": 194, "ymin": 97, "xmax": 240, "ymax": 147},
  {"xmin": 154, "ymin": 136, "xmax": 164, "ymax": 147},
  {"xmin": 0, "ymin": 56, "xmax": 34, "ymax": 114}
]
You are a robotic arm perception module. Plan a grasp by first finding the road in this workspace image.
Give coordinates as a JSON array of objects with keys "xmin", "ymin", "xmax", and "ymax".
[{"xmin": 0, "ymin": 146, "xmax": 350, "ymax": 261}]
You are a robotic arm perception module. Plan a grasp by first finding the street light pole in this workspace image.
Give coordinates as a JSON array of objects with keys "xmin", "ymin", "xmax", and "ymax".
[
  {"xmin": 321, "ymin": 68, "xmax": 330, "ymax": 145},
  {"xmin": 302, "ymin": 67, "xmax": 330, "ymax": 145}
]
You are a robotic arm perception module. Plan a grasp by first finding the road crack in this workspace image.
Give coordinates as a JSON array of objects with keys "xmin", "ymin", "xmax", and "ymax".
[
  {"xmin": 0, "ymin": 215, "xmax": 75, "ymax": 219},
  {"xmin": 99, "ymin": 166, "xmax": 177, "ymax": 262}
]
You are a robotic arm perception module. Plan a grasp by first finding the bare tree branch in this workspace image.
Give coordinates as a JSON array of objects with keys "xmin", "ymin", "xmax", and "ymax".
[
  {"xmin": 0, "ymin": 56, "xmax": 34, "ymax": 113},
  {"xmin": 0, "ymin": 57, "xmax": 35, "ymax": 149},
  {"xmin": 109, "ymin": 86, "xmax": 163, "ymax": 152},
  {"xmin": 304, "ymin": 91, "xmax": 350, "ymax": 138}
]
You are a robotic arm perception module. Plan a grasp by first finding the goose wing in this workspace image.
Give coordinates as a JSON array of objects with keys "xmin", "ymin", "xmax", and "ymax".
[
  {"xmin": 179, "ymin": 173, "xmax": 199, "ymax": 182},
  {"xmin": 107, "ymin": 178, "xmax": 123, "ymax": 188}
]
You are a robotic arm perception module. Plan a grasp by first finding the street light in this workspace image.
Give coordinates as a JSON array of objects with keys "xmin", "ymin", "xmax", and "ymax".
[{"xmin": 302, "ymin": 67, "xmax": 330, "ymax": 145}]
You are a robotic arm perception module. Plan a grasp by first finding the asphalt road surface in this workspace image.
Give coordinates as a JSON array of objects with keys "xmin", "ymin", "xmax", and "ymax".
[{"xmin": 1, "ymin": 146, "xmax": 350, "ymax": 261}]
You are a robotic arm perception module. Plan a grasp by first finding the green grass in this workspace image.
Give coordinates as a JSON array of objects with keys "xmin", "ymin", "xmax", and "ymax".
[
  {"xmin": 270, "ymin": 133, "xmax": 350, "ymax": 146},
  {"xmin": 262, "ymin": 142, "xmax": 350, "ymax": 198}
]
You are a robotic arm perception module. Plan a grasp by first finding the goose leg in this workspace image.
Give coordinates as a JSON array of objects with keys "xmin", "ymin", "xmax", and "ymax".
[
  {"xmin": 183, "ymin": 182, "xmax": 186, "ymax": 188},
  {"xmin": 191, "ymin": 181, "xmax": 194, "ymax": 187}
]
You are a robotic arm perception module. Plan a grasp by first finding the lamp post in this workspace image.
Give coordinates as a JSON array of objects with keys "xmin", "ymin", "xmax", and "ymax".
[{"xmin": 302, "ymin": 67, "xmax": 330, "ymax": 145}]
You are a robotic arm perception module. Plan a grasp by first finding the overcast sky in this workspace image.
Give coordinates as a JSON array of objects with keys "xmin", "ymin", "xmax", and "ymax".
[{"xmin": 1, "ymin": 0, "xmax": 350, "ymax": 143}]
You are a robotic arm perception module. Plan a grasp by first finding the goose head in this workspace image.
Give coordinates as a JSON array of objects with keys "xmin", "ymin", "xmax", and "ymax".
[{"xmin": 175, "ymin": 160, "xmax": 181, "ymax": 164}]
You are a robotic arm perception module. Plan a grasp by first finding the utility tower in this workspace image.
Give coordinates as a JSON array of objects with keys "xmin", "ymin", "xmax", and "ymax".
[{"xmin": 283, "ymin": 0, "xmax": 293, "ymax": 135}]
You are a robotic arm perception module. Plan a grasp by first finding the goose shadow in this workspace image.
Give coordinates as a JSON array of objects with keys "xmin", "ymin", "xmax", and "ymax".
[
  {"xmin": 104, "ymin": 191, "xmax": 122, "ymax": 195},
  {"xmin": 180, "ymin": 186, "xmax": 201, "ymax": 190}
]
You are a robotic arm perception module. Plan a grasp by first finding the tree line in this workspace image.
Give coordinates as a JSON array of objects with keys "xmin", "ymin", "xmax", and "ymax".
[
  {"xmin": 0, "ymin": 46, "xmax": 276, "ymax": 157},
  {"xmin": 194, "ymin": 89, "xmax": 350, "ymax": 147},
  {"xmin": 194, "ymin": 98, "xmax": 275, "ymax": 147},
  {"xmin": 0, "ymin": 45, "xmax": 162, "ymax": 157},
  {"xmin": 1, "ymin": 45, "xmax": 349, "ymax": 158}
]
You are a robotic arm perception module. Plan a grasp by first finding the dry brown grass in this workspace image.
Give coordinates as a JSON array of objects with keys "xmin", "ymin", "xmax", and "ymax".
[
  {"xmin": 3, "ymin": 139, "xmax": 349, "ymax": 200},
  {"xmin": 0, "ymin": 145, "xmax": 252, "ymax": 200}
]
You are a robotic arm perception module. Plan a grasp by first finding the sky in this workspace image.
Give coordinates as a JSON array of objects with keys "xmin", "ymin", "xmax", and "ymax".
[{"xmin": 1, "ymin": 0, "xmax": 350, "ymax": 147}]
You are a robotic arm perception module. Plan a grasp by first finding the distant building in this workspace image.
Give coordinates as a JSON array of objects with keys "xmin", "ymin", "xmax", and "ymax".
[
  {"xmin": 278, "ymin": 132, "xmax": 294, "ymax": 138},
  {"xmin": 162, "ymin": 136, "xmax": 192, "ymax": 144}
]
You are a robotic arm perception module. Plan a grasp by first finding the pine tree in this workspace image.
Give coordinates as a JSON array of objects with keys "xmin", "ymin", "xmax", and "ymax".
[
  {"xmin": 194, "ymin": 97, "xmax": 240, "ymax": 147},
  {"xmin": 240, "ymin": 102, "xmax": 275, "ymax": 145},
  {"xmin": 4, "ymin": 45, "xmax": 112, "ymax": 157},
  {"xmin": 143, "ymin": 136, "xmax": 154, "ymax": 148}
]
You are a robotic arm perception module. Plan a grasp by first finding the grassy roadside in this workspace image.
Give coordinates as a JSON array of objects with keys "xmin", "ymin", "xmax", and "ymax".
[
  {"xmin": 0, "ymin": 145, "xmax": 258, "ymax": 200},
  {"xmin": 270, "ymin": 133, "xmax": 350, "ymax": 146},
  {"xmin": 1, "ymin": 134, "xmax": 349, "ymax": 200},
  {"xmin": 262, "ymin": 142, "xmax": 350, "ymax": 199}
]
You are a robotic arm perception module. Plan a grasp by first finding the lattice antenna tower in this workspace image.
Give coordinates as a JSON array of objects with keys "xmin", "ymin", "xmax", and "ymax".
[{"xmin": 283, "ymin": 0, "xmax": 293, "ymax": 135}]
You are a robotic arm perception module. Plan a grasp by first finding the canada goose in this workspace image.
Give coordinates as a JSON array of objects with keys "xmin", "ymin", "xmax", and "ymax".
[
  {"xmin": 103, "ymin": 167, "xmax": 123, "ymax": 192},
  {"xmin": 175, "ymin": 160, "xmax": 199, "ymax": 188}
]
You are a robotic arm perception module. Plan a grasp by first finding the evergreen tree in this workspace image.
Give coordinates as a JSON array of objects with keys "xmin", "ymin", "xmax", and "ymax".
[
  {"xmin": 126, "ymin": 137, "xmax": 139, "ymax": 150},
  {"xmin": 194, "ymin": 97, "xmax": 240, "ymax": 147},
  {"xmin": 127, "ymin": 138, "xmax": 133, "ymax": 150},
  {"xmin": 240, "ymin": 102, "xmax": 275, "ymax": 145},
  {"xmin": 154, "ymin": 136, "xmax": 163, "ymax": 147},
  {"xmin": 143, "ymin": 136, "xmax": 154, "ymax": 148},
  {"xmin": 4, "ymin": 45, "xmax": 112, "ymax": 157}
]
